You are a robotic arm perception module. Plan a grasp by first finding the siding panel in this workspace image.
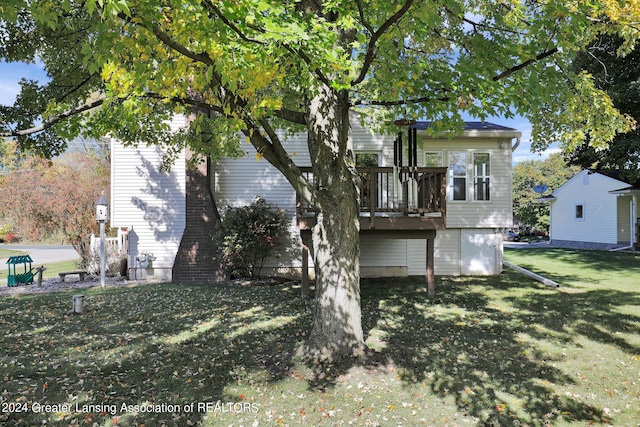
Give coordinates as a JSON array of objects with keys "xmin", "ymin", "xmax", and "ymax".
[
  {"xmin": 110, "ymin": 115, "xmax": 187, "ymax": 279},
  {"xmin": 418, "ymin": 138, "xmax": 513, "ymax": 228},
  {"xmin": 408, "ymin": 230, "xmax": 461, "ymax": 276}
]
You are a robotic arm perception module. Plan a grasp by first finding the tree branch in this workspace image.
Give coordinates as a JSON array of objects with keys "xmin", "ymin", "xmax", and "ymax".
[
  {"xmin": 353, "ymin": 47, "xmax": 560, "ymax": 107},
  {"xmin": 279, "ymin": 43, "xmax": 332, "ymax": 89},
  {"xmin": 493, "ymin": 47, "xmax": 559, "ymax": 81},
  {"xmin": 55, "ymin": 71, "xmax": 100, "ymax": 104},
  {"xmin": 0, "ymin": 92, "xmax": 227, "ymax": 138},
  {"xmin": 201, "ymin": 0, "xmax": 266, "ymax": 46},
  {"xmin": 0, "ymin": 98, "xmax": 105, "ymax": 138},
  {"xmin": 351, "ymin": 94, "xmax": 450, "ymax": 107},
  {"xmin": 145, "ymin": 23, "xmax": 214, "ymax": 66},
  {"xmin": 352, "ymin": 0, "xmax": 416, "ymax": 85},
  {"xmin": 354, "ymin": 0, "xmax": 375, "ymax": 35},
  {"xmin": 274, "ymin": 108, "xmax": 307, "ymax": 125}
]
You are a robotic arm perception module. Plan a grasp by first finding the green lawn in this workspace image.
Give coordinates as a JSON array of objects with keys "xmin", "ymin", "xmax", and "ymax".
[
  {"xmin": 0, "ymin": 247, "xmax": 27, "ymax": 258},
  {"xmin": 0, "ymin": 248, "xmax": 638, "ymax": 426},
  {"xmin": 0, "ymin": 260, "xmax": 81, "ymax": 286}
]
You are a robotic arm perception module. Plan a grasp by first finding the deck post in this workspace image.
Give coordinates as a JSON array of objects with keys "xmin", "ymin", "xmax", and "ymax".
[
  {"xmin": 301, "ymin": 243, "xmax": 309, "ymax": 298},
  {"xmin": 426, "ymin": 237, "xmax": 435, "ymax": 296},
  {"xmin": 300, "ymin": 230, "xmax": 312, "ymax": 299},
  {"xmin": 369, "ymin": 168, "xmax": 377, "ymax": 229}
]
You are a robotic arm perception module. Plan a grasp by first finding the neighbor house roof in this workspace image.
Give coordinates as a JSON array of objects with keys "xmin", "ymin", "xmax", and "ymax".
[
  {"xmin": 609, "ymin": 184, "xmax": 640, "ymax": 195},
  {"xmin": 534, "ymin": 194, "xmax": 557, "ymax": 204}
]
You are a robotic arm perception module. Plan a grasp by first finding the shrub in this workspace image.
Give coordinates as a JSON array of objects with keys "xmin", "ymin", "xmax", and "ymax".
[
  {"xmin": 0, "ymin": 224, "xmax": 17, "ymax": 243},
  {"xmin": 217, "ymin": 197, "xmax": 290, "ymax": 279}
]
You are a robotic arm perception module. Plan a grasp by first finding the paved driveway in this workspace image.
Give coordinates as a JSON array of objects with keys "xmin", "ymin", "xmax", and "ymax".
[{"xmin": 0, "ymin": 244, "xmax": 80, "ymax": 265}]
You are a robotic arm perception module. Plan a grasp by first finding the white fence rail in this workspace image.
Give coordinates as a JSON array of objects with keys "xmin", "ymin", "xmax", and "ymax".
[{"xmin": 88, "ymin": 229, "xmax": 128, "ymax": 275}]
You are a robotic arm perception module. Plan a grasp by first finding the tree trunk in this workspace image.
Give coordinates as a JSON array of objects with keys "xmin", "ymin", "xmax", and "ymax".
[{"xmin": 301, "ymin": 84, "xmax": 365, "ymax": 360}]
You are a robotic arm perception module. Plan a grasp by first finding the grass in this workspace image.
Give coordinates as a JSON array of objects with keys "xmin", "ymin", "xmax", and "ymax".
[
  {"xmin": 0, "ymin": 248, "xmax": 638, "ymax": 426},
  {"xmin": 0, "ymin": 247, "xmax": 28, "ymax": 258}
]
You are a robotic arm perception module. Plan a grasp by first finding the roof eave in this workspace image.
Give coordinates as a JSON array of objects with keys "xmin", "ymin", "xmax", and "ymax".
[{"xmin": 463, "ymin": 129, "xmax": 522, "ymax": 139}]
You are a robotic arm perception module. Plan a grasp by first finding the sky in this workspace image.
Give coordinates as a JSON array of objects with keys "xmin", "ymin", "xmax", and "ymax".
[{"xmin": 0, "ymin": 60, "xmax": 558, "ymax": 164}]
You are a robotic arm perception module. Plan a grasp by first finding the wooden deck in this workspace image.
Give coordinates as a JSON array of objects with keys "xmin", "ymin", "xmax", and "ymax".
[
  {"xmin": 296, "ymin": 166, "xmax": 447, "ymax": 296},
  {"xmin": 296, "ymin": 166, "xmax": 447, "ymax": 232}
]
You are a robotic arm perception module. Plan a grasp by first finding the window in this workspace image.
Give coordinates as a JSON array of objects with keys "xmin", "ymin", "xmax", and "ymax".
[
  {"xmin": 448, "ymin": 151, "xmax": 467, "ymax": 201},
  {"xmin": 473, "ymin": 153, "xmax": 490, "ymax": 201},
  {"xmin": 424, "ymin": 152, "xmax": 443, "ymax": 167},
  {"xmin": 575, "ymin": 203, "xmax": 585, "ymax": 221}
]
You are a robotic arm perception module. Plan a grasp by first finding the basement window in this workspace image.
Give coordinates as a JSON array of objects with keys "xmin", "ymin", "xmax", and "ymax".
[{"xmin": 575, "ymin": 203, "xmax": 585, "ymax": 221}]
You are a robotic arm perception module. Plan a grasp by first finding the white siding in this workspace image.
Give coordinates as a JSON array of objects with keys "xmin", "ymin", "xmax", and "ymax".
[
  {"xmin": 418, "ymin": 138, "xmax": 513, "ymax": 228},
  {"xmin": 407, "ymin": 230, "xmax": 461, "ymax": 276},
  {"xmin": 407, "ymin": 229, "xmax": 502, "ymax": 276},
  {"xmin": 550, "ymin": 171, "xmax": 626, "ymax": 245},
  {"xmin": 110, "ymin": 115, "xmax": 187, "ymax": 280},
  {"xmin": 360, "ymin": 238, "xmax": 407, "ymax": 267},
  {"xmin": 213, "ymin": 131, "xmax": 309, "ymax": 215}
]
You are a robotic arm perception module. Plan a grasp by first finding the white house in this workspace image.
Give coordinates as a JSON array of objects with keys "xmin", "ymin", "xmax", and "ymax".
[
  {"xmin": 111, "ymin": 116, "xmax": 522, "ymax": 282},
  {"xmin": 214, "ymin": 119, "xmax": 519, "ymax": 280},
  {"xmin": 542, "ymin": 170, "xmax": 639, "ymax": 250}
]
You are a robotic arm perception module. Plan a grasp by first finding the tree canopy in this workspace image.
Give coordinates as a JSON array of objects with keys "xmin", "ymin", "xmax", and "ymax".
[
  {"xmin": 1, "ymin": 1, "xmax": 637, "ymax": 157},
  {"xmin": 512, "ymin": 153, "xmax": 580, "ymax": 232},
  {"xmin": 567, "ymin": 33, "xmax": 640, "ymax": 182}
]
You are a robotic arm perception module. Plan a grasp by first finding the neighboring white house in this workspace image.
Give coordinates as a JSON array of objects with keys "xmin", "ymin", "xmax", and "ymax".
[
  {"xmin": 541, "ymin": 170, "xmax": 639, "ymax": 250},
  {"xmin": 110, "ymin": 115, "xmax": 522, "ymax": 281}
]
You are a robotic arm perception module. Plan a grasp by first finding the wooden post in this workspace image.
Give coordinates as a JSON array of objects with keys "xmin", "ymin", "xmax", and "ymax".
[
  {"xmin": 301, "ymin": 242, "xmax": 309, "ymax": 299},
  {"xmin": 369, "ymin": 168, "xmax": 377, "ymax": 229},
  {"xmin": 300, "ymin": 230, "xmax": 312, "ymax": 299},
  {"xmin": 426, "ymin": 237, "xmax": 435, "ymax": 296},
  {"xmin": 36, "ymin": 266, "xmax": 47, "ymax": 287}
]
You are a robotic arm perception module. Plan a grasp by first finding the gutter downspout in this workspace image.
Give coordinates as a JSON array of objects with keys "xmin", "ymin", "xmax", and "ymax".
[
  {"xmin": 511, "ymin": 136, "xmax": 521, "ymax": 152},
  {"xmin": 504, "ymin": 260, "xmax": 560, "ymax": 288}
]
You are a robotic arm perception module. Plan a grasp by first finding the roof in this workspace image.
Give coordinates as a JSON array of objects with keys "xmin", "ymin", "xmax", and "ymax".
[
  {"xmin": 534, "ymin": 194, "xmax": 557, "ymax": 204},
  {"xmin": 609, "ymin": 185, "xmax": 640, "ymax": 194},
  {"xmin": 410, "ymin": 121, "xmax": 518, "ymax": 132}
]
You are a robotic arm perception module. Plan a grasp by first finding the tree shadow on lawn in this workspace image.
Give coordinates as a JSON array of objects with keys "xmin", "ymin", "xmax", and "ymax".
[
  {"xmin": 4, "ymin": 274, "xmax": 636, "ymax": 426},
  {"xmin": 504, "ymin": 286, "xmax": 640, "ymax": 356},
  {"xmin": 353, "ymin": 276, "xmax": 610, "ymax": 426},
  {"xmin": 0, "ymin": 282, "xmax": 313, "ymax": 426}
]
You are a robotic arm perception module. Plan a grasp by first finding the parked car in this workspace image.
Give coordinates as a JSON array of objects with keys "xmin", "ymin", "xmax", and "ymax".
[{"xmin": 503, "ymin": 229, "xmax": 520, "ymax": 242}]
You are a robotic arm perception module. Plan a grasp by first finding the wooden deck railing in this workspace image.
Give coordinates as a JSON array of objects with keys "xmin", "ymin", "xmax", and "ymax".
[{"xmin": 297, "ymin": 166, "xmax": 447, "ymax": 230}]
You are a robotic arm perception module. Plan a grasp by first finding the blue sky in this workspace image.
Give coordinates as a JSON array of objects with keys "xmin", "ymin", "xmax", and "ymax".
[{"xmin": 0, "ymin": 60, "xmax": 556, "ymax": 164}]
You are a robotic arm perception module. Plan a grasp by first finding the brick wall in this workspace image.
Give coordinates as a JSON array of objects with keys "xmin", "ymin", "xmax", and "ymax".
[{"xmin": 172, "ymin": 158, "xmax": 228, "ymax": 283}]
